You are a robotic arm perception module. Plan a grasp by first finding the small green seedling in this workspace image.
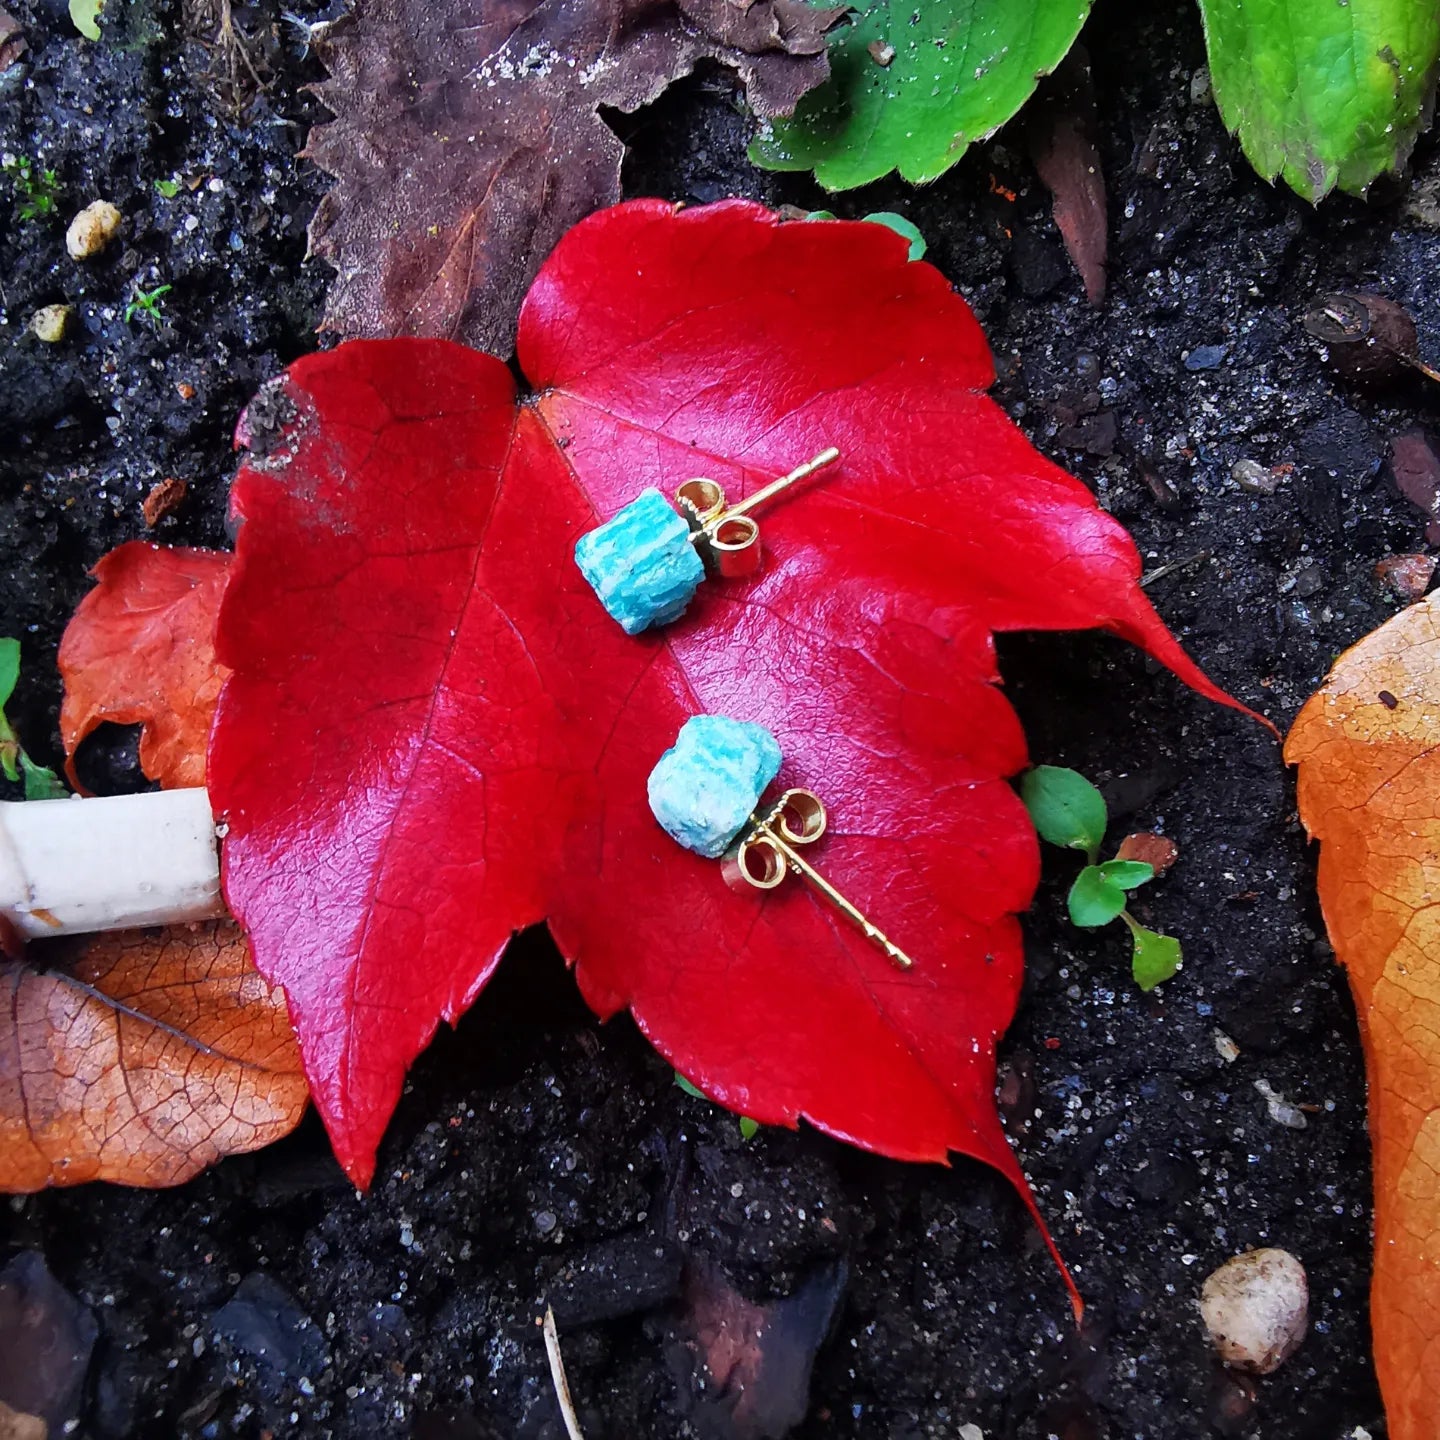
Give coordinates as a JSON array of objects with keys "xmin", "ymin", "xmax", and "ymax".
[
  {"xmin": 3, "ymin": 156, "xmax": 61, "ymax": 222},
  {"xmin": 124, "ymin": 282, "xmax": 172, "ymax": 328},
  {"xmin": 69, "ymin": 0, "xmax": 104, "ymax": 41},
  {"xmin": 0, "ymin": 640, "xmax": 66, "ymax": 801},
  {"xmin": 154, "ymin": 177, "xmax": 181, "ymax": 199},
  {"xmin": 675, "ymin": 1071, "xmax": 761, "ymax": 1142},
  {"xmin": 1020, "ymin": 765, "xmax": 1181, "ymax": 991},
  {"xmin": 804, "ymin": 208, "xmax": 927, "ymax": 261}
]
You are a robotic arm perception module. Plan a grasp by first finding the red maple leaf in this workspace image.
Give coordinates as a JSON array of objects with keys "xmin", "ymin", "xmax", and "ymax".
[{"xmin": 209, "ymin": 202, "xmax": 1252, "ymax": 1295}]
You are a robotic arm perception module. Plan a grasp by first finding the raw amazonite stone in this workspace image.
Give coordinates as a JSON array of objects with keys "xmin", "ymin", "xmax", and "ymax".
[
  {"xmin": 574, "ymin": 489, "xmax": 705, "ymax": 634},
  {"xmin": 648, "ymin": 715, "xmax": 782, "ymax": 859}
]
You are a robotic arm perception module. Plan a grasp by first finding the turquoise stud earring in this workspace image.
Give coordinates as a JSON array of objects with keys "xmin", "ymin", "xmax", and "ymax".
[
  {"xmin": 574, "ymin": 447, "xmax": 840, "ymax": 634},
  {"xmin": 648, "ymin": 715, "xmax": 915, "ymax": 970}
]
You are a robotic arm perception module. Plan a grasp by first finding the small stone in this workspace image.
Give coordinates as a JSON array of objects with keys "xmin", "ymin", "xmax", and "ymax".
[
  {"xmin": 1213, "ymin": 1029, "xmax": 1240, "ymax": 1064},
  {"xmin": 29, "ymin": 304, "xmax": 72, "ymax": 343},
  {"xmin": 1184, "ymin": 343, "xmax": 1229, "ymax": 371},
  {"xmin": 212, "ymin": 1272, "xmax": 329, "ymax": 1380},
  {"xmin": 65, "ymin": 199, "xmax": 122, "ymax": 260},
  {"xmin": 867, "ymin": 40, "xmax": 894, "ymax": 65},
  {"xmin": 574, "ymin": 488, "xmax": 705, "ymax": 634},
  {"xmin": 533, "ymin": 1210, "xmax": 557, "ymax": 1235},
  {"xmin": 648, "ymin": 715, "xmax": 781, "ymax": 859},
  {"xmin": 1229, "ymin": 458, "xmax": 1280, "ymax": 494},
  {"xmin": 0, "ymin": 1252, "xmax": 97, "ymax": 1429},
  {"xmin": 1254, "ymin": 1077, "xmax": 1307, "ymax": 1129},
  {"xmin": 1199, "ymin": 1248, "xmax": 1308, "ymax": 1374},
  {"xmin": 0, "ymin": 1400, "xmax": 46, "ymax": 1440},
  {"xmin": 1188, "ymin": 67, "xmax": 1212, "ymax": 105},
  {"xmin": 141, "ymin": 476, "xmax": 187, "ymax": 526},
  {"xmin": 1374, "ymin": 552, "xmax": 1436, "ymax": 601}
]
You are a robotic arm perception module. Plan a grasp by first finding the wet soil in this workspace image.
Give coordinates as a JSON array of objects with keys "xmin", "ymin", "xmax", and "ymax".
[{"xmin": 1, "ymin": 0, "xmax": 1432, "ymax": 1435}]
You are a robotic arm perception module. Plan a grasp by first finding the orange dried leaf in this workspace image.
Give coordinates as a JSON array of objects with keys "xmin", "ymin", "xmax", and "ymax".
[
  {"xmin": 58, "ymin": 541, "xmax": 231, "ymax": 791},
  {"xmin": 0, "ymin": 921, "xmax": 306, "ymax": 1190},
  {"xmin": 1286, "ymin": 593, "xmax": 1440, "ymax": 1440}
]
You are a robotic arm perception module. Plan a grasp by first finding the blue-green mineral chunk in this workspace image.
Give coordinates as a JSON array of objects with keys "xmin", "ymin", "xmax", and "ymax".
[
  {"xmin": 574, "ymin": 489, "xmax": 705, "ymax": 634},
  {"xmin": 648, "ymin": 715, "xmax": 782, "ymax": 859}
]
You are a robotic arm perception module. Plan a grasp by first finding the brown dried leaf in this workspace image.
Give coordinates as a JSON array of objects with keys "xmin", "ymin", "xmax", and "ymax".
[
  {"xmin": 58, "ymin": 541, "xmax": 231, "ymax": 792},
  {"xmin": 305, "ymin": 0, "xmax": 844, "ymax": 356},
  {"xmin": 1115, "ymin": 831, "xmax": 1179, "ymax": 877},
  {"xmin": 0, "ymin": 922, "xmax": 306, "ymax": 1191},
  {"xmin": 1028, "ymin": 48, "xmax": 1106, "ymax": 306},
  {"xmin": 1287, "ymin": 593, "xmax": 1440, "ymax": 1439},
  {"xmin": 0, "ymin": 7, "xmax": 26, "ymax": 72}
]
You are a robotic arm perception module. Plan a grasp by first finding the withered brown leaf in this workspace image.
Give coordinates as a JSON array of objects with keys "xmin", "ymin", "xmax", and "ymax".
[
  {"xmin": 0, "ymin": 922, "xmax": 306, "ymax": 1191},
  {"xmin": 305, "ymin": 0, "xmax": 845, "ymax": 355},
  {"xmin": 58, "ymin": 541, "xmax": 231, "ymax": 793}
]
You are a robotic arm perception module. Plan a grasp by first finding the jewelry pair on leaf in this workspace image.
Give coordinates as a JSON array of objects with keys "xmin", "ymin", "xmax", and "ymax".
[{"xmin": 574, "ymin": 448, "xmax": 914, "ymax": 973}]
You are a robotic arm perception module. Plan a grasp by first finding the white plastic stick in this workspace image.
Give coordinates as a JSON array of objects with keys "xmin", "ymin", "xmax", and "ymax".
[{"xmin": 0, "ymin": 789, "xmax": 224, "ymax": 941}]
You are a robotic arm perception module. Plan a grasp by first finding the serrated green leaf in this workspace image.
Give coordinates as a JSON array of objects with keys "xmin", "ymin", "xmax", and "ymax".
[
  {"xmin": 1021, "ymin": 765, "xmax": 1107, "ymax": 860},
  {"xmin": 1125, "ymin": 918, "xmax": 1182, "ymax": 991},
  {"xmin": 1096, "ymin": 859, "xmax": 1154, "ymax": 891},
  {"xmin": 20, "ymin": 754, "xmax": 66, "ymax": 801},
  {"xmin": 1067, "ymin": 865, "xmax": 1127, "ymax": 928},
  {"xmin": 751, "ymin": 0, "xmax": 1094, "ymax": 191},
  {"xmin": 1198, "ymin": 0, "xmax": 1440, "ymax": 201}
]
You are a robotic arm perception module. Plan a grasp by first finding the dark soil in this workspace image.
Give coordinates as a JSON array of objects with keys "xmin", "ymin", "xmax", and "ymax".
[{"xmin": 2, "ymin": 0, "xmax": 1432, "ymax": 1435}]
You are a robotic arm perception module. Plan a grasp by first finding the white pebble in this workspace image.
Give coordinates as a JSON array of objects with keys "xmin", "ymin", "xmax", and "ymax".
[
  {"xmin": 30, "ymin": 303, "xmax": 73, "ymax": 342},
  {"xmin": 1254, "ymin": 1078, "xmax": 1308, "ymax": 1129},
  {"xmin": 1199, "ymin": 1248, "xmax": 1308, "ymax": 1374},
  {"xmin": 66, "ymin": 199, "xmax": 122, "ymax": 259}
]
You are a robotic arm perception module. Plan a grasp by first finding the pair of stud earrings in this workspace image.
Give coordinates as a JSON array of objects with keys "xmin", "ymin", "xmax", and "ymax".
[{"xmin": 573, "ymin": 453, "xmax": 915, "ymax": 972}]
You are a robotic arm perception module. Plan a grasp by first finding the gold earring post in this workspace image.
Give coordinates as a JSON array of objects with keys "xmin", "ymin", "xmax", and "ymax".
[
  {"xmin": 724, "ymin": 446, "xmax": 842, "ymax": 521},
  {"xmin": 676, "ymin": 448, "xmax": 842, "ymax": 577},
  {"xmin": 724, "ymin": 789, "xmax": 915, "ymax": 971}
]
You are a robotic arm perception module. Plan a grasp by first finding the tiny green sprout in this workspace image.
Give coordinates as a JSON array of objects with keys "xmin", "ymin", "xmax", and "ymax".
[
  {"xmin": 124, "ymin": 282, "xmax": 172, "ymax": 328},
  {"xmin": 4, "ymin": 155, "xmax": 61, "ymax": 222},
  {"xmin": 0, "ymin": 639, "xmax": 66, "ymax": 801},
  {"xmin": 674, "ymin": 1071, "xmax": 761, "ymax": 1142},
  {"xmin": 154, "ymin": 177, "xmax": 181, "ymax": 199},
  {"xmin": 69, "ymin": 0, "xmax": 103, "ymax": 41},
  {"xmin": 860, "ymin": 211, "xmax": 927, "ymax": 261},
  {"xmin": 1021, "ymin": 765, "xmax": 1181, "ymax": 992},
  {"xmin": 802, "ymin": 208, "xmax": 927, "ymax": 261}
]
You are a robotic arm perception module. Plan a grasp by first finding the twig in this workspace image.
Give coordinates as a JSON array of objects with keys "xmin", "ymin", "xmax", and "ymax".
[
  {"xmin": 542, "ymin": 1306, "xmax": 586, "ymax": 1440},
  {"xmin": 1140, "ymin": 549, "xmax": 1211, "ymax": 589}
]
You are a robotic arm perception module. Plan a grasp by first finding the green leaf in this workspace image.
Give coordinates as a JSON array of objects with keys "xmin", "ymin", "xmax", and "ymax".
[
  {"xmin": 1020, "ymin": 765, "xmax": 1107, "ymax": 860},
  {"xmin": 1125, "ymin": 918, "xmax": 1182, "ymax": 992},
  {"xmin": 154, "ymin": 178, "xmax": 180, "ymax": 199},
  {"xmin": 0, "ymin": 742, "xmax": 18, "ymax": 785},
  {"xmin": 70, "ymin": 0, "xmax": 103, "ymax": 40},
  {"xmin": 0, "ymin": 638, "xmax": 18, "ymax": 710},
  {"xmin": 20, "ymin": 754, "xmax": 66, "ymax": 802},
  {"xmin": 1096, "ymin": 859, "xmax": 1154, "ymax": 891},
  {"xmin": 861, "ymin": 211, "xmax": 926, "ymax": 260},
  {"xmin": 750, "ymin": 0, "xmax": 1094, "ymax": 190},
  {"xmin": 1197, "ymin": 0, "xmax": 1440, "ymax": 202},
  {"xmin": 674, "ymin": 1071, "xmax": 706, "ymax": 1100},
  {"xmin": 738, "ymin": 1116, "xmax": 760, "ymax": 1141},
  {"xmin": 1067, "ymin": 865, "xmax": 1127, "ymax": 928}
]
